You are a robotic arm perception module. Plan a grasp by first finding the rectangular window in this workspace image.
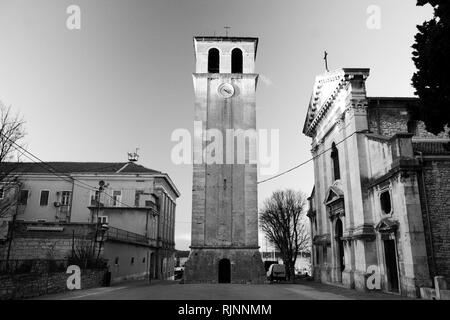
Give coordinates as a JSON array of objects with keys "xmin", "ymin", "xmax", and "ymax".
[
  {"xmin": 112, "ymin": 190, "xmax": 122, "ymax": 207},
  {"xmin": 61, "ymin": 191, "xmax": 71, "ymax": 206},
  {"xmin": 134, "ymin": 190, "xmax": 144, "ymax": 207},
  {"xmin": 19, "ymin": 190, "xmax": 29, "ymax": 205},
  {"xmin": 89, "ymin": 190, "xmax": 100, "ymax": 206},
  {"xmin": 40, "ymin": 190, "xmax": 49, "ymax": 206},
  {"xmin": 0, "ymin": 188, "xmax": 4, "ymax": 199},
  {"xmin": 97, "ymin": 216, "xmax": 108, "ymax": 224}
]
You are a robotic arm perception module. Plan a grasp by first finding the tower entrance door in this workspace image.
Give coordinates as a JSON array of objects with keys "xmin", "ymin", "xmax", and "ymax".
[{"xmin": 218, "ymin": 259, "xmax": 231, "ymax": 283}]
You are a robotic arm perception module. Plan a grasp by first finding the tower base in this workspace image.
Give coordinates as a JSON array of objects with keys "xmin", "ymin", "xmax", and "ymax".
[{"xmin": 184, "ymin": 247, "xmax": 266, "ymax": 284}]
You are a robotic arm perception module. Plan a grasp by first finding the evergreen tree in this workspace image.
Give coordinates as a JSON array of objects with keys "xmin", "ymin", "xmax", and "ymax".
[{"xmin": 412, "ymin": 0, "xmax": 450, "ymax": 134}]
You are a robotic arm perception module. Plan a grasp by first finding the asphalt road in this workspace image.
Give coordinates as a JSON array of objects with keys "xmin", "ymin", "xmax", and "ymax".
[{"xmin": 35, "ymin": 279, "xmax": 411, "ymax": 300}]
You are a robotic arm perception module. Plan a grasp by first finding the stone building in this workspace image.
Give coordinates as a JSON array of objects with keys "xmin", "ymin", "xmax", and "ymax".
[
  {"xmin": 0, "ymin": 161, "xmax": 180, "ymax": 282},
  {"xmin": 303, "ymin": 68, "xmax": 450, "ymax": 298},
  {"xmin": 184, "ymin": 36, "xmax": 265, "ymax": 283}
]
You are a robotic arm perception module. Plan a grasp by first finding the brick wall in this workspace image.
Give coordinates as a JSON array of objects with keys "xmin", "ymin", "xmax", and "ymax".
[
  {"xmin": 419, "ymin": 160, "xmax": 450, "ymax": 281},
  {"xmin": 368, "ymin": 107, "xmax": 410, "ymax": 136},
  {"xmin": 368, "ymin": 105, "xmax": 449, "ymax": 139},
  {"xmin": 0, "ymin": 269, "xmax": 105, "ymax": 300}
]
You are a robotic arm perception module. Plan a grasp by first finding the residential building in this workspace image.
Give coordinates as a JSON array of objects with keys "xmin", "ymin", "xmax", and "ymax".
[
  {"xmin": 303, "ymin": 68, "xmax": 450, "ymax": 298},
  {"xmin": 0, "ymin": 161, "xmax": 180, "ymax": 282}
]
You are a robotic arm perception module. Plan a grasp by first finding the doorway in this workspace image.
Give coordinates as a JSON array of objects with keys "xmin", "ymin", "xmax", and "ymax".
[
  {"xmin": 218, "ymin": 259, "xmax": 231, "ymax": 283},
  {"xmin": 335, "ymin": 219, "xmax": 345, "ymax": 279},
  {"xmin": 384, "ymin": 239, "xmax": 399, "ymax": 293}
]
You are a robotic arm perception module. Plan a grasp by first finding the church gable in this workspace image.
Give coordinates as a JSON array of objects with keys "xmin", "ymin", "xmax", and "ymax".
[
  {"xmin": 302, "ymin": 68, "xmax": 370, "ymax": 138},
  {"xmin": 302, "ymin": 70, "xmax": 347, "ymax": 137}
]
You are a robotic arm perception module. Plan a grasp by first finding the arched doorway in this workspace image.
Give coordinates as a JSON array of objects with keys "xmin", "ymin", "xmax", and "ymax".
[
  {"xmin": 335, "ymin": 219, "xmax": 345, "ymax": 277},
  {"xmin": 218, "ymin": 259, "xmax": 231, "ymax": 283}
]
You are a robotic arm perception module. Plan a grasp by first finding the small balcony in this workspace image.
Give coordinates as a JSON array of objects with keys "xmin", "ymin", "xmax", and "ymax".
[{"xmin": 105, "ymin": 226, "xmax": 154, "ymax": 247}]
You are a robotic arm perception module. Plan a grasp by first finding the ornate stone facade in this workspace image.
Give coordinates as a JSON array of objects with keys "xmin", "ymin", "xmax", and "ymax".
[{"xmin": 303, "ymin": 68, "xmax": 450, "ymax": 298}]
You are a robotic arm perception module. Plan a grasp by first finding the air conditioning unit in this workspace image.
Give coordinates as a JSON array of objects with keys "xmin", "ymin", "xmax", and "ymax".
[{"xmin": 53, "ymin": 202, "xmax": 61, "ymax": 207}]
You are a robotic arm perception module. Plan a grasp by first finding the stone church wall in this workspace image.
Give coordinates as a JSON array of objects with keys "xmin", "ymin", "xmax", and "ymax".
[{"xmin": 419, "ymin": 159, "xmax": 450, "ymax": 282}]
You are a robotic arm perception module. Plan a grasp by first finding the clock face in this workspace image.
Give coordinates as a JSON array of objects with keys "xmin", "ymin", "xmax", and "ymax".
[{"xmin": 217, "ymin": 83, "xmax": 235, "ymax": 98}]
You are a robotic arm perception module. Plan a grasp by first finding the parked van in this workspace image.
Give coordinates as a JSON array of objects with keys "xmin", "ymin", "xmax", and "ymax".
[{"xmin": 266, "ymin": 264, "xmax": 286, "ymax": 282}]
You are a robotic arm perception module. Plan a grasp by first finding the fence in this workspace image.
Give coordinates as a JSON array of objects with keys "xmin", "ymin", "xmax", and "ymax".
[{"xmin": 105, "ymin": 226, "xmax": 150, "ymax": 245}]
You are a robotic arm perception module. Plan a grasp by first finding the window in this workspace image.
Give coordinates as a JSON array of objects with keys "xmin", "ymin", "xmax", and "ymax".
[
  {"xmin": 112, "ymin": 190, "xmax": 122, "ymax": 207},
  {"xmin": 19, "ymin": 190, "xmax": 29, "ymax": 205},
  {"xmin": 231, "ymin": 48, "xmax": 243, "ymax": 73},
  {"xmin": 135, "ymin": 189, "xmax": 144, "ymax": 207},
  {"xmin": 331, "ymin": 143, "xmax": 341, "ymax": 181},
  {"xmin": 407, "ymin": 120, "xmax": 418, "ymax": 135},
  {"xmin": 114, "ymin": 257, "xmax": 119, "ymax": 265},
  {"xmin": 380, "ymin": 190, "xmax": 392, "ymax": 214},
  {"xmin": 40, "ymin": 190, "xmax": 49, "ymax": 206},
  {"xmin": 97, "ymin": 216, "xmax": 108, "ymax": 224},
  {"xmin": 61, "ymin": 191, "xmax": 71, "ymax": 206},
  {"xmin": 131, "ymin": 257, "xmax": 135, "ymax": 265},
  {"xmin": 89, "ymin": 190, "xmax": 100, "ymax": 206},
  {"xmin": 208, "ymin": 48, "xmax": 220, "ymax": 73},
  {"xmin": 0, "ymin": 188, "xmax": 4, "ymax": 200},
  {"xmin": 142, "ymin": 257, "xmax": 146, "ymax": 263}
]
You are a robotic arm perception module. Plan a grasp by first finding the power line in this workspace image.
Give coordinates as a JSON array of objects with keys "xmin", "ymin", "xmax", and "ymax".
[
  {"xmin": 257, "ymin": 130, "xmax": 366, "ymax": 185},
  {"xmin": 1, "ymin": 133, "xmax": 143, "ymax": 209}
]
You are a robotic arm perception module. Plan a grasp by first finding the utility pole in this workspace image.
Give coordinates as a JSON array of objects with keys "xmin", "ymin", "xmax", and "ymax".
[{"xmin": 6, "ymin": 181, "xmax": 21, "ymax": 268}]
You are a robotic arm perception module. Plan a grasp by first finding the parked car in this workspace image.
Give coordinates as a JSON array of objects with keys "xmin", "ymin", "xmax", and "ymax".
[
  {"xmin": 174, "ymin": 267, "xmax": 184, "ymax": 280},
  {"xmin": 266, "ymin": 264, "xmax": 286, "ymax": 282}
]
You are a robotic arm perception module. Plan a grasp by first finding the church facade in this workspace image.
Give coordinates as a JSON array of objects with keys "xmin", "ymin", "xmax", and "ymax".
[
  {"xmin": 303, "ymin": 68, "xmax": 450, "ymax": 298},
  {"xmin": 184, "ymin": 36, "xmax": 265, "ymax": 284}
]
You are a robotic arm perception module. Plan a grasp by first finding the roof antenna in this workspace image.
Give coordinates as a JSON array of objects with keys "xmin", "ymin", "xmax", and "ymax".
[
  {"xmin": 224, "ymin": 26, "xmax": 231, "ymax": 37},
  {"xmin": 128, "ymin": 148, "xmax": 140, "ymax": 162},
  {"xmin": 324, "ymin": 51, "xmax": 330, "ymax": 72}
]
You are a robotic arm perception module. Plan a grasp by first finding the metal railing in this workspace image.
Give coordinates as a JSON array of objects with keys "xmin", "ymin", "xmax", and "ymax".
[{"xmin": 105, "ymin": 226, "xmax": 150, "ymax": 245}]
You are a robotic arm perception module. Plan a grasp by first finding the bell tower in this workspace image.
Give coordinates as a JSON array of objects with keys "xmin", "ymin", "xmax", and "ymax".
[{"xmin": 184, "ymin": 36, "xmax": 265, "ymax": 284}]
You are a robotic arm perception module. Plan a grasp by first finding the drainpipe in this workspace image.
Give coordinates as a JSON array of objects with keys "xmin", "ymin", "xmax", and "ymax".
[
  {"xmin": 68, "ymin": 177, "xmax": 75, "ymax": 223},
  {"xmin": 417, "ymin": 151, "xmax": 436, "ymax": 279}
]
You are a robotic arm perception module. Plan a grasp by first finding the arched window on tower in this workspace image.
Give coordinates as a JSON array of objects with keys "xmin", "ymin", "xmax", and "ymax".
[
  {"xmin": 331, "ymin": 143, "xmax": 341, "ymax": 181},
  {"xmin": 208, "ymin": 48, "xmax": 220, "ymax": 73},
  {"xmin": 231, "ymin": 48, "xmax": 243, "ymax": 73}
]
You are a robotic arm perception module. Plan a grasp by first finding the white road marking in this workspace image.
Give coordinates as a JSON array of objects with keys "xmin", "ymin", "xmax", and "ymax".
[{"xmin": 61, "ymin": 287, "xmax": 127, "ymax": 300}]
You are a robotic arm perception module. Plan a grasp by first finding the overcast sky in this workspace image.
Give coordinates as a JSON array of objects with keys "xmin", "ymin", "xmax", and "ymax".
[{"xmin": 0, "ymin": 0, "xmax": 433, "ymax": 250}]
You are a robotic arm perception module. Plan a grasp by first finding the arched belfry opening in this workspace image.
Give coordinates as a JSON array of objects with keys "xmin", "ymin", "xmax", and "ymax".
[
  {"xmin": 218, "ymin": 259, "xmax": 231, "ymax": 283},
  {"xmin": 231, "ymin": 48, "xmax": 243, "ymax": 73},
  {"xmin": 335, "ymin": 218, "xmax": 345, "ymax": 277},
  {"xmin": 208, "ymin": 48, "xmax": 220, "ymax": 73}
]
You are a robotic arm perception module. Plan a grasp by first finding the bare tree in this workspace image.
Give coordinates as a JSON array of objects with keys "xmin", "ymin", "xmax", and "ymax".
[
  {"xmin": 0, "ymin": 101, "xmax": 26, "ymax": 219},
  {"xmin": 259, "ymin": 189, "xmax": 310, "ymax": 282}
]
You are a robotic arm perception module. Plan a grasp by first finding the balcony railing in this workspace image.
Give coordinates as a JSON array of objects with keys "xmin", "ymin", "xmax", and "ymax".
[{"xmin": 105, "ymin": 226, "xmax": 151, "ymax": 246}]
